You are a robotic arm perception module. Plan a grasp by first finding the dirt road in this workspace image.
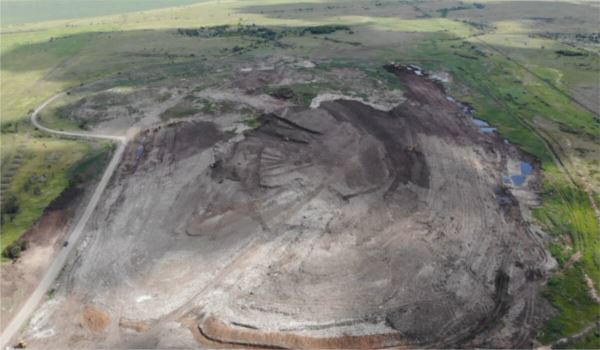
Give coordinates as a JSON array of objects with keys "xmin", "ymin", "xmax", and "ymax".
[{"xmin": 0, "ymin": 93, "xmax": 127, "ymax": 349}]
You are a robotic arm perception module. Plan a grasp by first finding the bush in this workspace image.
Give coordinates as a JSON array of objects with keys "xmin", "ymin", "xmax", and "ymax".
[
  {"xmin": 19, "ymin": 240, "xmax": 29, "ymax": 251},
  {"xmin": 302, "ymin": 25, "xmax": 350, "ymax": 35},
  {"xmin": 7, "ymin": 245, "xmax": 21, "ymax": 259},
  {"xmin": 1, "ymin": 194, "xmax": 20, "ymax": 216},
  {"xmin": 555, "ymin": 50, "xmax": 587, "ymax": 57},
  {"xmin": 3, "ymin": 239, "xmax": 29, "ymax": 260}
]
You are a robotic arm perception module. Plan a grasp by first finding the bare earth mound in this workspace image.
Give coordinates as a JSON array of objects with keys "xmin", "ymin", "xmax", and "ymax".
[{"xmin": 21, "ymin": 66, "xmax": 552, "ymax": 349}]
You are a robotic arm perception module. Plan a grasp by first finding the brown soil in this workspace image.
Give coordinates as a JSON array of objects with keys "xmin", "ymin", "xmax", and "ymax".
[
  {"xmin": 1, "ymin": 210, "xmax": 70, "ymax": 331},
  {"xmin": 119, "ymin": 318, "xmax": 151, "ymax": 333},
  {"xmin": 118, "ymin": 120, "xmax": 224, "ymax": 177},
  {"xmin": 82, "ymin": 306, "xmax": 111, "ymax": 332},
  {"xmin": 198, "ymin": 316, "xmax": 406, "ymax": 349}
]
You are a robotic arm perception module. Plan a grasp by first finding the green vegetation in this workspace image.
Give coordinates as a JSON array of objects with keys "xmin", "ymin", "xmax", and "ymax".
[
  {"xmin": 265, "ymin": 83, "xmax": 331, "ymax": 105},
  {"xmin": 554, "ymin": 49, "xmax": 588, "ymax": 57},
  {"xmin": 243, "ymin": 117, "xmax": 262, "ymax": 129},
  {"xmin": 538, "ymin": 32, "xmax": 600, "ymax": 46},
  {"xmin": 37, "ymin": 95, "xmax": 88, "ymax": 131},
  {"xmin": 176, "ymin": 24, "xmax": 350, "ymax": 39},
  {"xmin": 2, "ymin": 239, "xmax": 29, "ymax": 260},
  {"xmin": 538, "ymin": 268, "xmax": 598, "ymax": 344},
  {"xmin": 175, "ymin": 24, "xmax": 354, "ymax": 54},
  {"xmin": 1, "ymin": 0, "xmax": 204, "ymax": 25},
  {"xmin": 0, "ymin": 136, "xmax": 93, "ymax": 257},
  {"xmin": 301, "ymin": 25, "xmax": 351, "ymax": 35},
  {"xmin": 437, "ymin": 3, "xmax": 485, "ymax": 18},
  {"xmin": 66, "ymin": 144, "xmax": 113, "ymax": 187},
  {"xmin": 160, "ymin": 101, "xmax": 199, "ymax": 120},
  {"xmin": 571, "ymin": 330, "xmax": 600, "ymax": 349}
]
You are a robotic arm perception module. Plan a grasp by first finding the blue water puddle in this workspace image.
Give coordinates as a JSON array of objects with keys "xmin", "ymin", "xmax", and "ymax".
[
  {"xmin": 511, "ymin": 175, "xmax": 526, "ymax": 186},
  {"xmin": 472, "ymin": 118, "xmax": 497, "ymax": 134},
  {"xmin": 520, "ymin": 161, "xmax": 533, "ymax": 176},
  {"xmin": 505, "ymin": 161, "xmax": 533, "ymax": 186}
]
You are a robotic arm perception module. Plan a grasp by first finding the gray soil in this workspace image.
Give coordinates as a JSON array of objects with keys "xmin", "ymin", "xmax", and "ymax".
[{"xmin": 19, "ymin": 64, "xmax": 553, "ymax": 349}]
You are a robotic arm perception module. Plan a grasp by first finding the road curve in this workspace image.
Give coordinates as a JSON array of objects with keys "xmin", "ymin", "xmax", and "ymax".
[{"xmin": 0, "ymin": 92, "xmax": 127, "ymax": 348}]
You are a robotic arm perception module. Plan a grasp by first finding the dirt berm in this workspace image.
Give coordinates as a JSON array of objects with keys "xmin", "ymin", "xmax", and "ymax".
[{"xmin": 20, "ymin": 66, "xmax": 552, "ymax": 349}]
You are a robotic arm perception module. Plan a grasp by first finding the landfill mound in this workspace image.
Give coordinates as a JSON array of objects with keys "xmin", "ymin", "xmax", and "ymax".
[{"xmin": 21, "ymin": 66, "xmax": 551, "ymax": 349}]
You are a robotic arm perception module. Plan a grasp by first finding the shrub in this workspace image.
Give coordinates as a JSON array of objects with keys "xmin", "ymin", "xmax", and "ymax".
[
  {"xmin": 1, "ymin": 194, "xmax": 20, "ymax": 216},
  {"xmin": 3, "ymin": 239, "xmax": 29, "ymax": 260},
  {"xmin": 302, "ymin": 25, "xmax": 350, "ymax": 35}
]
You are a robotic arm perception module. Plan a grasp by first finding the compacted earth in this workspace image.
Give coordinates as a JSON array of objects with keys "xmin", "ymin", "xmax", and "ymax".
[{"xmin": 19, "ymin": 64, "xmax": 553, "ymax": 348}]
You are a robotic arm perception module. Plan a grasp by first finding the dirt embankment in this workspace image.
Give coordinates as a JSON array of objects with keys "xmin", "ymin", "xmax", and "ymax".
[{"xmin": 0, "ymin": 187, "xmax": 82, "ymax": 332}]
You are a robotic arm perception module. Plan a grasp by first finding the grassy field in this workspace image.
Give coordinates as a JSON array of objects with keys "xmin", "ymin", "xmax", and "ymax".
[
  {"xmin": 0, "ymin": 0, "xmax": 207, "ymax": 25},
  {"xmin": 1, "ymin": 135, "xmax": 96, "ymax": 256},
  {"xmin": 0, "ymin": 0, "xmax": 598, "ymax": 347}
]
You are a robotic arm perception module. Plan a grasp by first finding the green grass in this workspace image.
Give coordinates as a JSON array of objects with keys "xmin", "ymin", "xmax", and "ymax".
[
  {"xmin": 571, "ymin": 330, "xmax": 600, "ymax": 349},
  {"xmin": 1, "ymin": 136, "xmax": 94, "ymax": 258},
  {"xmin": 66, "ymin": 143, "xmax": 113, "ymax": 186},
  {"xmin": 264, "ymin": 83, "xmax": 334, "ymax": 105},
  {"xmin": 537, "ymin": 268, "xmax": 599, "ymax": 344},
  {"xmin": 36, "ymin": 94, "xmax": 85, "ymax": 131},
  {"xmin": 160, "ymin": 101, "xmax": 200, "ymax": 120},
  {"xmin": 243, "ymin": 117, "xmax": 261, "ymax": 129},
  {"xmin": 1, "ymin": 31, "xmax": 97, "ymax": 126},
  {"xmin": 535, "ymin": 180, "xmax": 600, "ymax": 344},
  {"xmin": 1, "ymin": 0, "xmax": 207, "ymax": 25}
]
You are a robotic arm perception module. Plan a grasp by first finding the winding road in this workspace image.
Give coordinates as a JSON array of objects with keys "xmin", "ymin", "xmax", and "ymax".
[{"xmin": 0, "ymin": 92, "xmax": 128, "ymax": 348}]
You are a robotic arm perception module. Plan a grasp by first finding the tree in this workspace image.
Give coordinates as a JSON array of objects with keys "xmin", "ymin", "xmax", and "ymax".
[{"xmin": 1, "ymin": 194, "xmax": 20, "ymax": 216}]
